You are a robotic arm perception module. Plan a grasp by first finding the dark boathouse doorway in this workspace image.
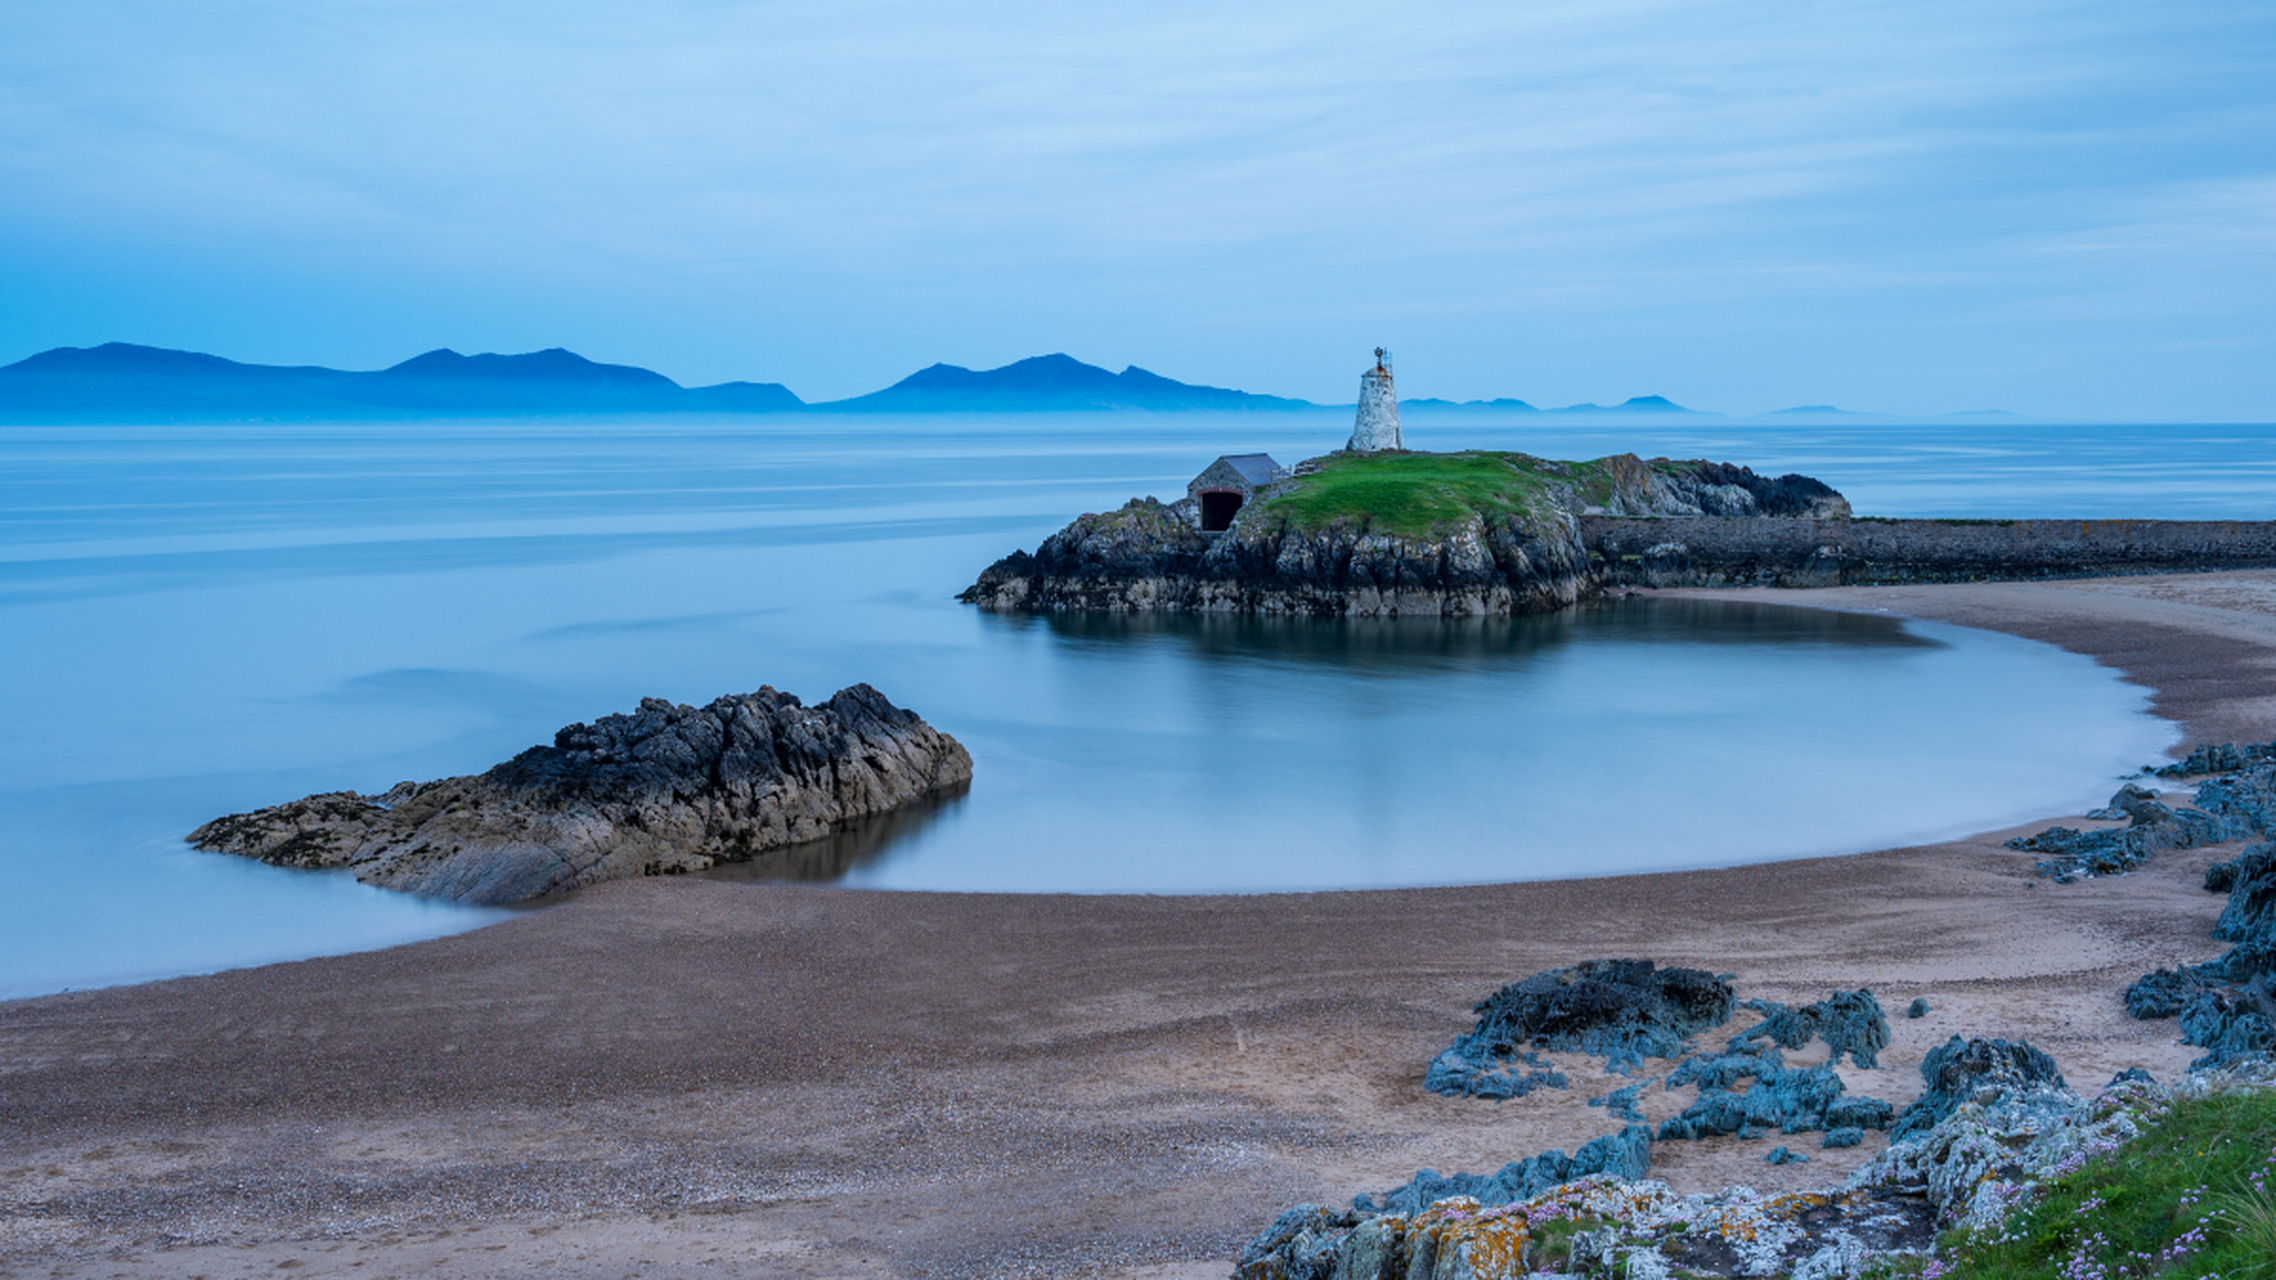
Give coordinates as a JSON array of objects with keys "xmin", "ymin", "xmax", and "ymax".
[
  {"xmin": 1200, "ymin": 490, "xmax": 1244, "ymax": 531},
  {"xmin": 1185, "ymin": 453, "xmax": 1284, "ymax": 534}
]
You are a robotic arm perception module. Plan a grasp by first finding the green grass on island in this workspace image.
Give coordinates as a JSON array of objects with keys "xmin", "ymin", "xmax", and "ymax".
[
  {"xmin": 1254, "ymin": 450, "xmax": 1619, "ymax": 539},
  {"xmin": 1875, "ymin": 1087, "xmax": 2276, "ymax": 1280}
]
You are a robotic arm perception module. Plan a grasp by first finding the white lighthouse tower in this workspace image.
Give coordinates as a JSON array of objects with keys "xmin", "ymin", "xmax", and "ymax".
[{"xmin": 1347, "ymin": 347, "xmax": 1403, "ymax": 453}]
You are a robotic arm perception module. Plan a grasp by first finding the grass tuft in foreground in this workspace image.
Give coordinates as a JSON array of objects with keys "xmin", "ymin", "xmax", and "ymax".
[{"xmin": 1874, "ymin": 1088, "xmax": 2276, "ymax": 1280}]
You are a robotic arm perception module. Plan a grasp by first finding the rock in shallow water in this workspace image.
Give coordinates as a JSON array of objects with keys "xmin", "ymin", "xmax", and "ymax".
[{"xmin": 188, "ymin": 683, "xmax": 973, "ymax": 904}]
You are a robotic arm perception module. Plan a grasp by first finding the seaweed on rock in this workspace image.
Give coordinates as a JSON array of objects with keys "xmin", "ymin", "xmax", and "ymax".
[
  {"xmin": 1425, "ymin": 958, "xmax": 1736, "ymax": 1098},
  {"xmin": 1352, "ymin": 1125, "xmax": 1654, "ymax": 1217}
]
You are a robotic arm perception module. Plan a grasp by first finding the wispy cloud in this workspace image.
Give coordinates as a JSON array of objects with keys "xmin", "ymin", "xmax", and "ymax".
[{"xmin": 0, "ymin": 0, "xmax": 2269, "ymax": 416}]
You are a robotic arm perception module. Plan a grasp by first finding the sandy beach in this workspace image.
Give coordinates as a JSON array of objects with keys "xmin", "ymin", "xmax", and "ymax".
[{"xmin": 5, "ymin": 571, "xmax": 2275, "ymax": 1280}]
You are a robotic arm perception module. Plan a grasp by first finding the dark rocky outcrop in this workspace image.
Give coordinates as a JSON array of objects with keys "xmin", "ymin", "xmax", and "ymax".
[
  {"xmin": 2123, "ymin": 771, "xmax": 2276, "ymax": 1070},
  {"xmin": 2008, "ymin": 779, "xmax": 2256, "ymax": 882},
  {"xmin": 961, "ymin": 453, "xmax": 1846, "ymax": 619},
  {"xmin": 2157, "ymin": 740, "xmax": 2276, "ymax": 778},
  {"xmin": 967, "ymin": 445, "xmax": 2276, "ymax": 620},
  {"xmin": 1656, "ymin": 1047, "xmax": 1894, "ymax": 1143},
  {"xmin": 189, "ymin": 684, "xmax": 972, "ymax": 905},
  {"xmin": 960, "ymin": 491, "xmax": 1598, "ymax": 618},
  {"xmin": 1730, "ymin": 989, "xmax": 1892, "ymax": 1068},
  {"xmin": 1352, "ymin": 1126, "xmax": 1654, "ymax": 1216},
  {"xmin": 1425, "ymin": 959, "xmax": 1737, "ymax": 1096},
  {"xmin": 1888, "ymin": 1037, "xmax": 2066, "ymax": 1141}
]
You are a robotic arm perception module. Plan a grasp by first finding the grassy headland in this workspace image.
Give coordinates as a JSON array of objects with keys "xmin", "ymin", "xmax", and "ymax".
[{"xmin": 1254, "ymin": 450, "xmax": 1615, "ymax": 539}]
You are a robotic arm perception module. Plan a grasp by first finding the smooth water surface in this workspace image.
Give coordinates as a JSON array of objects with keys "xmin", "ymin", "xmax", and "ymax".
[{"xmin": 4, "ymin": 411, "xmax": 2251, "ymax": 997}]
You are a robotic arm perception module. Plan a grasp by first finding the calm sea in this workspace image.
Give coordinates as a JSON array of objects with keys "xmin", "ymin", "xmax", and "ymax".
[{"xmin": 2, "ymin": 411, "xmax": 2262, "ymax": 998}]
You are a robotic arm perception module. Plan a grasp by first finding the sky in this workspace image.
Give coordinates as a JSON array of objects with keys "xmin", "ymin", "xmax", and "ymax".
[{"xmin": 1, "ymin": 1, "xmax": 2271, "ymax": 418}]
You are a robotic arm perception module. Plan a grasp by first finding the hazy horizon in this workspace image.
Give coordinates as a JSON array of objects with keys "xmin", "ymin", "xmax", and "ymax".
[{"xmin": 3, "ymin": 2, "xmax": 2270, "ymax": 420}]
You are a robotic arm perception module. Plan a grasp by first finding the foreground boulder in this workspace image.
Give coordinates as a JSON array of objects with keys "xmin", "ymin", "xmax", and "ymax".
[{"xmin": 189, "ymin": 683, "xmax": 973, "ymax": 904}]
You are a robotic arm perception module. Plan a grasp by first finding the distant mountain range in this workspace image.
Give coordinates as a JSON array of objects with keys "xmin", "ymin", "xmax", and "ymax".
[
  {"xmin": 0, "ymin": 344, "xmax": 1316, "ymax": 419},
  {"xmin": 0, "ymin": 343, "xmax": 803, "ymax": 419},
  {"xmin": 0, "ymin": 342, "xmax": 1733, "ymax": 420}
]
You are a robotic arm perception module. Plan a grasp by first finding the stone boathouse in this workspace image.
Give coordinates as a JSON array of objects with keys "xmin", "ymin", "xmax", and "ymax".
[{"xmin": 1187, "ymin": 453, "xmax": 1286, "ymax": 531}]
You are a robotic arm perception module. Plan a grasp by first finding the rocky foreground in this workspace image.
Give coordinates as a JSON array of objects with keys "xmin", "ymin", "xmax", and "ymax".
[
  {"xmin": 962, "ymin": 449, "xmax": 2276, "ymax": 618},
  {"xmin": 189, "ymin": 683, "xmax": 972, "ymax": 904},
  {"xmin": 1234, "ymin": 739, "xmax": 2276, "ymax": 1280}
]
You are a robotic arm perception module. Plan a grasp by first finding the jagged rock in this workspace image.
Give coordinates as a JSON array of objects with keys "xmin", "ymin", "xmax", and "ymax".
[
  {"xmin": 1906, "ymin": 998, "xmax": 1930, "ymax": 1019},
  {"xmin": 2156, "ymin": 741, "xmax": 2276, "ymax": 778},
  {"xmin": 1657, "ymin": 1047, "xmax": 1893, "ymax": 1141},
  {"xmin": 189, "ymin": 684, "xmax": 972, "ymax": 905},
  {"xmin": 2009, "ymin": 780, "xmax": 2253, "ymax": 881},
  {"xmin": 1589, "ymin": 1081, "xmax": 1650, "ymax": 1122},
  {"xmin": 1426, "ymin": 959, "xmax": 1736, "ymax": 1096},
  {"xmin": 1822, "ymin": 1127, "xmax": 1864, "ymax": 1149},
  {"xmin": 1353, "ymin": 1126, "xmax": 1653, "ymax": 1216},
  {"xmin": 1425, "ymin": 1048, "xmax": 1567, "ymax": 1101},
  {"xmin": 2125, "ymin": 817, "xmax": 2276, "ymax": 1069},
  {"xmin": 1889, "ymin": 1037, "xmax": 2065, "ymax": 1141},
  {"xmin": 1242, "ymin": 1171, "xmax": 1937, "ymax": 1280},
  {"xmin": 1763, "ymin": 1146, "xmax": 1809, "ymax": 1165},
  {"xmin": 962, "ymin": 452, "xmax": 1848, "ymax": 619},
  {"xmin": 1232, "ymin": 1204, "xmax": 1356, "ymax": 1280},
  {"xmin": 2191, "ymin": 762, "xmax": 2276, "ymax": 833},
  {"xmin": 2206, "ymin": 843, "xmax": 2276, "ymax": 893},
  {"xmin": 2108, "ymin": 1067, "xmax": 2155, "ymax": 1087},
  {"xmin": 1730, "ymin": 990, "xmax": 1891, "ymax": 1068}
]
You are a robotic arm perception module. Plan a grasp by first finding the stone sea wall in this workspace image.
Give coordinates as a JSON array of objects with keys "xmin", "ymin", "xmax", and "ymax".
[{"xmin": 1583, "ymin": 517, "xmax": 2276, "ymax": 589}]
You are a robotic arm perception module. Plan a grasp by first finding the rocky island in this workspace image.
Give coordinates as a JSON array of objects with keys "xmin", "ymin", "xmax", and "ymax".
[
  {"xmin": 962, "ymin": 447, "xmax": 2276, "ymax": 618},
  {"xmin": 960, "ymin": 448, "xmax": 1856, "ymax": 617},
  {"xmin": 188, "ymin": 683, "xmax": 971, "ymax": 904}
]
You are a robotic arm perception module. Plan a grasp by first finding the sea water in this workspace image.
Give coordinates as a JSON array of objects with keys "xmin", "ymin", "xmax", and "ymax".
[{"xmin": 1, "ymin": 411, "xmax": 2258, "ymax": 998}]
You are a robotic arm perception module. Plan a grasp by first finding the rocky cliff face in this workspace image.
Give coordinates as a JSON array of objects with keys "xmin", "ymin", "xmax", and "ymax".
[
  {"xmin": 959, "ymin": 453, "xmax": 1845, "ymax": 618},
  {"xmin": 189, "ymin": 683, "xmax": 972, "ymax": 905},
  {"xmin": 960, "ymin": 495, "xmax": 1595, "ymax": 617}
]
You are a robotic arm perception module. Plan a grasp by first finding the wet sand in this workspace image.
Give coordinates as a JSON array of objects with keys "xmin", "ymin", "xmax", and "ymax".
[{"xmin": 6, "ymin": 571, "xmax": 2276, "ymax": 1279}]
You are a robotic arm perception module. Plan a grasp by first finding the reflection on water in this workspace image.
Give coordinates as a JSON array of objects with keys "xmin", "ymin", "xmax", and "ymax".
[
  {"xmin": 0, "ymin": 413, "xmax": 2208, "ymax": 996},
  {"xmin": 1021, "ymin": 595, "xmax": 1935, "ymax": 672},
  {"xmin": 698, "ymin": 783, "xmax": 971, "ymax": 884},
  {"xmin": 827, "ymin": 594, "xmax": 2169, "ymax": 894}
]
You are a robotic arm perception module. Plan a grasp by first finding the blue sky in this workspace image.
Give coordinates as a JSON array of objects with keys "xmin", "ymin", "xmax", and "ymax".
[{"xmin": 2, "ymin": 1, "xmax": 2271, "ymax": 417}]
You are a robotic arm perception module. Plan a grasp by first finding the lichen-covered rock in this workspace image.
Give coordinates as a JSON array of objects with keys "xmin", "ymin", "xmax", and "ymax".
[
  {"xmin": 1849, "ymin": 1061, "xmax": 2152, "ymax": 1232},
  {"xmin": 1428, "ymin": 959, "xmax": 1736, "ymax": 1097},
  {"xmin": 189, "ymin": 684, "xmax": 972, "ymax": 904},
  {"xmin": 1240, "ymin": 1175, "xmax": 1934, "ymax": 1280},
  {"xmin": 1354, "ymin": 1126, "xmax": 1653, "ymax": 1217},
  {"xmin": 1730, "ymin": 990, "xmax": 1891, "ymax": 1068}
]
